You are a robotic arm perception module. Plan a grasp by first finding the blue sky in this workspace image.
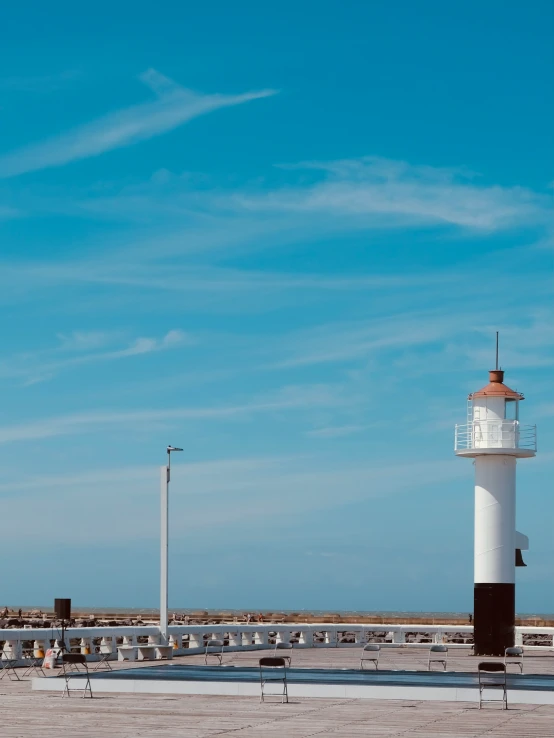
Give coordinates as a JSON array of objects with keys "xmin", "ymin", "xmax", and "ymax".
[{"xmin": 1, "ymin": 1, "xmax": 553, "ymax": 613}]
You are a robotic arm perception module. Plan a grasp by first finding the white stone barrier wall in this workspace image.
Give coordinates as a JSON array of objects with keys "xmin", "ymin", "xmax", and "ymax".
[{"xmin": 1, "ymin": 623, "xmax": 553, "ymax": 666}]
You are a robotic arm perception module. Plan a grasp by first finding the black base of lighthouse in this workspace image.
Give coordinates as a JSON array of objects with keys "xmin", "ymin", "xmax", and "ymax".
[{"xmin": 474, "ymin": 583, "xmax": 515, "ymax": 656}]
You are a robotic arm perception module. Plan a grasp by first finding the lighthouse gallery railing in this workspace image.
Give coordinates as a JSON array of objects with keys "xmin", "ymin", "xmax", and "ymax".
[{"xmin": 454, "ymin": 421, "xmax": 537, "ymax": 452}]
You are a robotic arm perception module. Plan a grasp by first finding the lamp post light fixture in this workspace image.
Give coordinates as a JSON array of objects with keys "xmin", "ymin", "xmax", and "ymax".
[{"xmin": 160, "ymin": 445, "xmax": 183, "ymax": 644}]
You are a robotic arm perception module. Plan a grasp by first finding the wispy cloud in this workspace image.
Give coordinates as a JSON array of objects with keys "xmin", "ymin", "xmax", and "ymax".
[
  {"xmin": 0, "ymin": 329, "xmax": 191, "ymax": 385},
  {"xmin": 0, "ymin": 70, "xmax": 80, "ymax": 93},
  {"xmin": 0, "ymin": 259, "xmax": 444, "ymax": 300},
  {"xmin": 271, "ymin": 311, "xmax": 459, "ymax": 369},
  {"xmin": 0, "ymin": 69, "xmax": 277, "ymax": 179},
  {"xmin": 0, "ymin": 382, "xmax": 342, "ymax": 444},
  {"xmin": 0, "ymin": 204, "xmax": 22, "ymax": 219},
  {"xmin": 55, "ymin": 330, "xmax": 118, "ymax": 352},
  {"xmin": 0, "ymin": 456, "xmax": 295, "ymax": 495},
  {"xmin": 0, "ymin": 454, "xmax": 467, "ymax": 544},
  {"xmin": 0, "ymin": 248, "xmax": 465, "ymax": 324},
  {"xmin": 306, "ymin": 424, "xmax": 370, "ymax": 438},
  {"xmin": 470, "ymin": 313, "xmax": 554, "ymax": 370},
  {"xmin": 225, "ymin": 156, "xmax": 549, "ymax": 231},
  {"xmin": 266, "ymin": 298, "xmax": 554, "ymax": 374}
]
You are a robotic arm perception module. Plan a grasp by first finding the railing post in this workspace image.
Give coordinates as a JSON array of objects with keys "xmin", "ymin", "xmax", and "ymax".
[
  {"xmin": 228, "ymin": 631, "xmax": 241, "ymax": 648},
  {"xmin": 255, "ymin": 630, "xmax": 269, "ymax": 647},
  {"xmin": 188, "ymin": 632, "xmax": 202, "ymax": 650},
  {"xmin": 98, "ymin": 636, "xmax": 112, "ymax": 657},
  {"xmin": 169, "ymin": 633, "xmax": 182, "ymax": 652},
  {"xmin": 2, "ymin": 639, "xmax": 21, "ymax": 659}
]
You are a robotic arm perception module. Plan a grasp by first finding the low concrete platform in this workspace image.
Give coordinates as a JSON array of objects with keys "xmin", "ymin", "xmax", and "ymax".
[
  {"xmin": 4, "ymin": 647, "xmax": 554, "ymax": 736},
  {"xmin": 32, "ymin": 663, "xmax": 554, "ymax": 705}
]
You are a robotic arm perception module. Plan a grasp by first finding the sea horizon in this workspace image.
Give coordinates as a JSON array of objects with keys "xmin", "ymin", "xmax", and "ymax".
[{"xmin": 6, "ymin": 606, "xmax": 554, "ymax": 619}]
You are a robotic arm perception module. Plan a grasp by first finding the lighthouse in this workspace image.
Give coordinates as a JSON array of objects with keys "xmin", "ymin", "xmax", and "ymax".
[{"xmin": 455, "ymin": 343, "xmax": 537, "ymax": 656}]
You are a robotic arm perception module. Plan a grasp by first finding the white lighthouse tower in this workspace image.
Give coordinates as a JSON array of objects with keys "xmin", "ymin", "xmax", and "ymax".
[{"xmin": 455, "ymin": 339, "xmax": 536, "ymax": 656}]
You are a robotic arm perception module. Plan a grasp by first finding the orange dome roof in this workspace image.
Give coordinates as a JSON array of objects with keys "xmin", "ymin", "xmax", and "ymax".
[{"xmin": 469, "ymin": 370, "xmax": 524, "ymax": 400}]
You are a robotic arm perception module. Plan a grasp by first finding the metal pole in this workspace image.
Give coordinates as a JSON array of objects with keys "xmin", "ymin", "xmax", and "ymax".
[
  {"xmin": 160, "ymin": 464, "xmax": 169, "ymax": 644},
  {"xmin": 160, "ymin": 446, "xmax": 182, "ymax": 646}
]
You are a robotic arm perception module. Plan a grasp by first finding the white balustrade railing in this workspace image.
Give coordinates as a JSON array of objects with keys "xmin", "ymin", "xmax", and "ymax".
[{"xmin": 1, "ymin": 623, "xmax": 553, "ymax": 666}]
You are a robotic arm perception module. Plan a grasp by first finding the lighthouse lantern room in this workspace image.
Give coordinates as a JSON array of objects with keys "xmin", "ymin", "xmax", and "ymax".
[{"xmin": 455, "ymin": 340, "xmax": 537, "ymax": 656}]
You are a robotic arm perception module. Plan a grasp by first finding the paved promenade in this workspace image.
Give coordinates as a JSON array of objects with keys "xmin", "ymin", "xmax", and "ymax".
[{"xmin": 3, "ymin": 647, "xmax": 554, "ymax": 737}]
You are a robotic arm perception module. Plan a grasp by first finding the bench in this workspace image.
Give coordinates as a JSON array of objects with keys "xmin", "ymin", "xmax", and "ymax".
[{"xmin": 117, "ymin": 645, "xmax": 173, "ymax": 662}]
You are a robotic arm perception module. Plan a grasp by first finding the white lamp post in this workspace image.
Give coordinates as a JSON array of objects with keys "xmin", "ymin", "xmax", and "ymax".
[{"xmin": 160, "ymin": 445, "xmax": 183, "ymax": 644}]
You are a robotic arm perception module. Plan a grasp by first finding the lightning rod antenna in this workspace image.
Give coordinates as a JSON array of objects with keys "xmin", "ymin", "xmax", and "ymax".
[{"xmin": 495, "ymin": 331, "xmax": 499, "ymax": 371}]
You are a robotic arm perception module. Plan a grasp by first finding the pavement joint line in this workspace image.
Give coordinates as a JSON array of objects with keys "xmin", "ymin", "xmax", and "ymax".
[
  {"xmin": 297, "ymin": 709, "xmax": 401, "ymax": 737},
  {"xmin": 474, "ymin": 701, "xmax": 544, "ymax": 737},
  {"xmin": 207, "ymin": 699, "xmax": 360, "ymax": 737},
  {"xmin": 284, "ymin": 700, "xmax": 439, "ymax": 738},
  {"xmin": 387, "ymin": 705, "xmax": 477, "ymax": 738}
]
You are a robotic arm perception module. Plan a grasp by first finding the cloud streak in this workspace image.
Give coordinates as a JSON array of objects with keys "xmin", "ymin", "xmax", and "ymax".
[
  {"xmin": 0, "ymin": 329, "xmax": 191, "ymax": 385},
  {"xmin": 271, "ymin": 311, "xmax": 460, "ymax": 369},
  {"xmin": 0, "ymin": 69, "xmax": 80, "ymax": 93},
  {"xmin": 0, "ymin": 383, "xmax": 343, "ymax": 444},
  {"xmin": 306, "ymin": 424, "xmax": 371, "ymax": 438},
  {"xmin": 0, "ymin": 205, "xmax": 22, "ymax": 219},
  {"xmin": 0, "ymin": 454, "xmax": 466, "ymax": 544},
  {"xmin": 226, "ymin": 156, "xmax": 548, "ymax": 231},
  {"xmin": 0, "ymin": 69, "xmax": 276, "ymax": 179},
  {"xmin": 0, "ymin": 260, "xmax": 441, "ymax": 294}
]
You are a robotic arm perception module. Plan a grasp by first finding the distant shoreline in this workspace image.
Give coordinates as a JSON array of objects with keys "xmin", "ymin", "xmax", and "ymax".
[{"xmin": 5, "ymin": 606, "xmax": 554, "ymax": 621}]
